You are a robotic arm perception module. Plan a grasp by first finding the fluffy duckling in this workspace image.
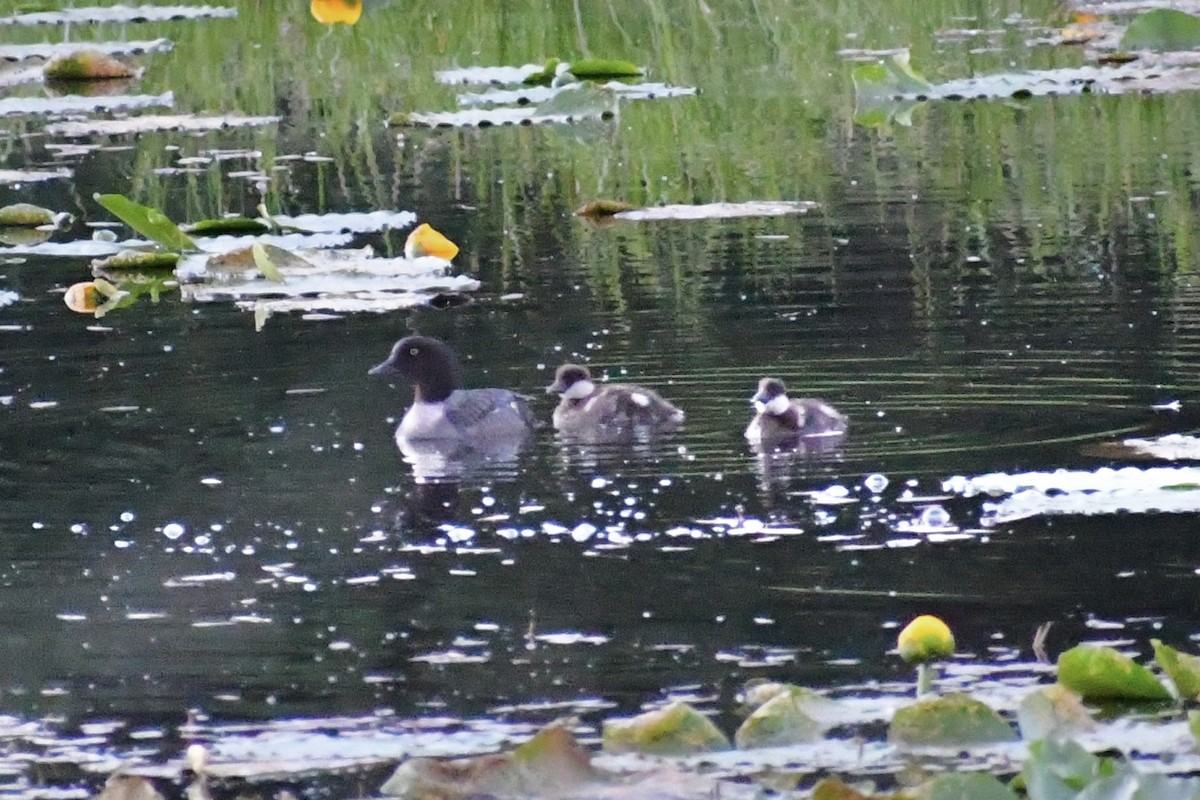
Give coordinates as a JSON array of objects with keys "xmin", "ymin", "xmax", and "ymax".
[
  {"xmin": 369, "ymin": 335, "xmax": 536, "ymax": 447},
  {"xmin": 546, "ymin": 363, "xmax": 685, "ymax": 438},
  {"xmin": 745, "ymin": 377, "xmax": 847, "ymax": 443}
]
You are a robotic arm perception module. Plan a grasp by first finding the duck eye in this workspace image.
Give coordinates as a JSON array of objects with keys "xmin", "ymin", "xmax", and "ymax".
[{"xmin": 409, "ymin": 347, "xmax": 420, "ymax": 356}]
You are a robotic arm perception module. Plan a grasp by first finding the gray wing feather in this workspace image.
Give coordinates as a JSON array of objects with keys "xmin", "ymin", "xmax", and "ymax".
[{"xmin": 444, "ymin": 389, "xmax": 536, "ymax": 431}]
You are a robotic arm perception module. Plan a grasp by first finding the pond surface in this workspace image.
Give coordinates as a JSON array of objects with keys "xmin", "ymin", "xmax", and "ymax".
[{"xmin": 3, "ymin": 0, "xmax": 1200, "ymax": 790}]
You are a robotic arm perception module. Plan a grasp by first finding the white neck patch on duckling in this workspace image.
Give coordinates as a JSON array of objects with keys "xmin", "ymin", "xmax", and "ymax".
[
  {"xmin": 562, "ymin": 379, "xmax": 596, "ymax": 400},
  {"xmin": 763, "ymin": 393, "xmax": 791, "ymax": 416}
]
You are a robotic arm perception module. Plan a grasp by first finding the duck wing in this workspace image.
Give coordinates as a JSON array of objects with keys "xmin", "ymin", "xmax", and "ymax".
[{"xmin": 444, "ymin": 389, "xmax": 536, "ymax": 432}]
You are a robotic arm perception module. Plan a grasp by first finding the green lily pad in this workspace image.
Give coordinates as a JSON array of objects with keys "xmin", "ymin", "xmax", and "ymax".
[
  {"xmin": 914, "ymin": 773, "xmax": 1019, "ymax": 800},
  {"xmin": 523, "ymin": 57, "xmax": 643, "ymax": 85},
  {"xmin": 888, "ymin": 693, "xmax": 1017, "ymax": 747},
  {"xmin": 1151, "ymin": 639, "xmax": 1200, "ymax": 701},
  {"xmin": 734, "ymin": 685, "xmax": 834, "ymax": 748},
  {"xmin": 91, "ymin": 249, "xmax": 179, "ymax": 272},
  {"xmin": 0, "ymin": 203, "xmax": 55, "ymax": 227},
  {"xmin": 851, "ymin": 50, "xmax": 933, "ymax": 107},
  {"xmin": 94, "ymin": 193, "xmax": 197, "ymax": 253},
  {"xmin": 1016, "ymin": 684, "xmax": 1095, "ymax": 741},
  {"xmin": 1020, "ymin": 738, "xmax": 1115, "ymax": 800},
  {"xmin": 1121, "ymin": 9, "xmax": 1200, "ymax": 52},
  {"xmin": 1057, "ymin": 644, "xmax": 1172, "ymax": 702},
  {"xmin": 602, "ymin": 701, "xmax": 730, "ymax": 755},
  {"xmin": 184, "ymin": 217, "xmax": 272, "ymax": 237},
  {"xmin": 44, "ymin": 49, "xmax": 135, "ymax": 80}
]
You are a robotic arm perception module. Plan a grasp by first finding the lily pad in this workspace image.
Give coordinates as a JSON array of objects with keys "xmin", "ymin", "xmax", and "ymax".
[
  {"xmin": 0, "ymin": 91, "xmax": 171, "ymax": 118},
  {"xmin": 0, "ymin": 6, "xmax": 237, "ymax": 25},
  {"xmin": 91, "ymin": 250, "xmax": 180, "ymax": 272},
  {"xmin": 1121, "ymin": 9, "xmax": 1200, "ymax": 52},
  {"xmin": 1151, "ymin": 639, "xmax": 1200, "ymax": 701},
  {"xmin": 0, "ymin": 203, "xmax": 55, "ymax": 227},
  {"xmin": 1056, "ymin": 644, "xmax": 1172, "ymax": 702},
  {"xmin": 612, "ymin": 201, "xmax": 819, "ymax": 221},
  {"xmin": 0, "ymin": 168, "xmax": 72, "ymax": 184},
  {"xmin": 0, "ymin": 39, "xmax": 172, "ymax": 63},
  {"xmin": 1016, "ymin": 685, "xmax": 1095, "ymax": 741},
  {"xmin": 380, "ymin": 720, "xmax": 599, "ymax": 798},
  {"xmin": 887, "ymin": 693, "xmax": 1017, "ymax": 746},
  {"xmin": 182, "ymin": 217, "xmax": 271, "ymax": 237},
  {"xmin": 400, "ymin": 85, "xmax": 618, "ymax": 128},
  {"xmin": 914, "ymin": 773, "xmax": 1019, "ymax": 800},
  {"xmin": 94, "ymin": 193, "xmax": 197, "ymax": 253},
  {"xmin": 45, "ymin": 113, "xmax": 279, "ymax": 137},
  {"xmin": 43, "ymin": 49, "xmax": 135, "ymax": 80},
  {"xmin": 523, "ymin": 57, "xmax": 644, "ymax": 85},
  {"xmin": 734, "ymin": 685, "xmax": 835, "ymax": 748},
  {"xmin": 602, "ymin": 701, "xmax": 730, "ymax": 755}
]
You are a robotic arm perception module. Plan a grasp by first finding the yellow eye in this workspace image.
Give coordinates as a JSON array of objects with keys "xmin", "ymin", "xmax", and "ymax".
[{"xmin": 409, "ymin": 347, "xmax": 420, "ymax": 356}]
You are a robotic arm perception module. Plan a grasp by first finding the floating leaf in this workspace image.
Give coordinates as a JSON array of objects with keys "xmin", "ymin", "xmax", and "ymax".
[
  {"xmin": 734, "ymin": 685, "xmax": 833, "ymax": 748},
  {"xmin": 852, "ymin": 50, "xmax": 933, "ymax": 106},
  {"xmin": 0, "ymin": 203, "xmax": 54, "ymax": 227},
  {"xmin": 94, "ymin": 193, "xmax": 196, "ymax": 252},
  {"xmin": 49, "ymin": 115, "xmax": 279, "ymax": 137},
  {"xmin": 91, "ymin": 250, "xmax": 179, "ymax": 272},
  {"xmin": 602, "ymin": 701, "xmax": 730, "ymax": 755},
  {"xmin": 914, "ymin": 773, "xmax": 1019, "ymax": 800},
  {"xmin": 576, "ymin": 199, "xmax": 638, "ymax": 218},
  {"xmin": 1151, "ymin": 639, "xmax": 1200, "ymax": 701},
  {"xmin": 524, "ymin": 57, "xmax": 643, "ymax": 85},
  {"xmin": 888, "ymin": 693, "xmax": 1017, "ymax": 746},
  {"xmin": 380, "ymin": 721, "xmax": 599, "ymax": 798},
  {"xmin": 1016, "ymin": 685, "xmax": 1095, "ymax": 741},
  {"xmin": 184, "ymin": 217, "xmax": 271, "ymax": 237},
  {"xmin": 612, "ymin": 200, "xmax": 819, "ymax": 221},
  {"xmin": 43, "ymin": 49, "xmax": 135, "ymax": 80},
  {"xmin": 1121, "ymin": 9, "xmax": 1200, "ymax": 52},
  {"xmin": 1057, "ymin": 644, "xmax": 1172, "ymax": 702}
]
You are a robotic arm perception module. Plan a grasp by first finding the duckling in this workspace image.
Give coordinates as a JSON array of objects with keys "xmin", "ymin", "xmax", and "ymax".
[
  {"xmin": 745, "ymin": 377, "xmax": 847, "ymax": 443},
  {"xmin": 546, "ymin": 363, "xmax": 684, "ymax": 439},
  {"xmin": 369, "ymin": 335, "xmax": 536, "ymax": 448}
]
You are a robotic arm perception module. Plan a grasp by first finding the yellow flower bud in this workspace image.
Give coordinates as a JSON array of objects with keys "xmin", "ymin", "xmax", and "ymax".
[
  {"xmin": 404, "ymin": 223, "xmax": 460, "ymax": 261},
  {"xmin": 897, "ymin": 614, "xmax": 955, "ymax": 664},
  {"xmin": 310, "ymin": 0, "xmax": 362, "ymax": 25}
]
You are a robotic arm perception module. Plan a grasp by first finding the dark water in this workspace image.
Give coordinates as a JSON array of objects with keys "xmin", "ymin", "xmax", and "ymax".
[{"xmin": 3, "ymin": 2, "xmax": 1200, "ymax": 780}]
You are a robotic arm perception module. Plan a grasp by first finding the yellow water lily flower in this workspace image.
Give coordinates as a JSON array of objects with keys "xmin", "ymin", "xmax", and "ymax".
[
  {"xmin": 897, "ymin": 614, "xmax": 955, "ymax": 664},
  {"xmin": 404, "ymin": 222, "xmax": 460, "ymax": 261},
  {"xmin": 310, "ymin": 0, "xmax": 362, "ymax": 25},
  {"xmin": 63, "ymin": 281, "xmax": 102, "ymax": 313}
]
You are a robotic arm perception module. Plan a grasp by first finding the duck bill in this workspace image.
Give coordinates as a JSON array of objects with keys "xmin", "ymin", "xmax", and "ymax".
[
  {"xmin": 545, "ymin": 380, "xmax": 566, "ymax": 394},
  {"xmin": 368, "ymin": 360, "xmax": 399, "ymax": 376}
]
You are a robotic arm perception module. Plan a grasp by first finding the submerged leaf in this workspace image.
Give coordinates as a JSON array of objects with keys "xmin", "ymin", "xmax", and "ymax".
[
  {"xmin": 603, "ymin": 701, "xmax": 730, "ymax": 755},
  {"xmin": 44, "ymin": 49, "xmax": 135, "ymax": 80},
  {"xmin": 852, "ymin": 50, "xmax": 934, "ymax": 105},
  {"xmin": 94, "ymin": 193, "xmax": 196, "ymax": 253},
  {"xmin": 888, "ymin": 693, "xmax": 1017, "ymax": 746},
  {"xmin": 1151, "ymin": 639, "xmax": 1200, "ymax": 701},
  {"xmin": 1121, "ymin": 9, "xmax": 1200, "ymax": 52},
  {"xmin": 1057, "ymin": 644, "xmax": 1172, "ymax": 701}
]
